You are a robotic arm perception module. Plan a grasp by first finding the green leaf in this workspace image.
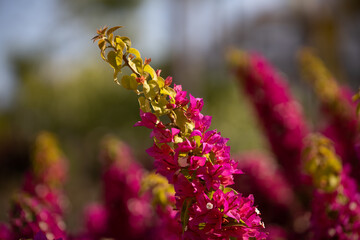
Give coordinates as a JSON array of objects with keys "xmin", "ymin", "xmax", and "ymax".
[
  {"xmin": 144, "ymin": 80, "xmax": 160, "ymax": 100},
  {"xmin": 151, "ymin": 95, "xmax": 169, "ymax": 116},
  {"xmin": 113, "ymin": 68, "xmax": 121, "ymax": 83},
  {"xmin": 115, "ymin": 36, "xmax": 126, "ymax": 52},
  {"xmin": 161, "ymin": 87, "xmax": 176, "ymax": 100},
  {"xmin": 98, "ymin": 39, "xmax": 106, "ymax": 51},
  {"xmin": 138, "ymin": 96, "xmax": 151, "ymax": 112},
  {"xmin": 193, "ymin": 135, "xmax": 201, "ymax": 147},
  {"xmin": 120, "ymin": 36, "xmax": 131, "ymax": 49},
  {"xmin": 206, "ymin": 190, "xmax": 215, "ymax": 200},
  {"xmin": 144, "ymin": 64, "xmax": 157, "ymax": 80},
  {"xmin": 107, "ymin": 51, "xmax": 119, "ymax": 69},
  {"xmin": 116, "ymin": 55, "xmax": 122, "ymax": 66},
  {"xmin": 223, "ymin": 187, "xmax": 238, "ymax": 194},
  {"xmin": 132, "ymin": 57, "xmax": 144, "ymax": 75},
  {"xmin": 106, "ymin": 26, "xmax": 123, "ymax": 35},
  {"xmin": 174, "ymin": 135, "xmax": 183, "ymax": 144},
  {"xmin": 108, "ymin": 33, "xmax": 114, "ymax": 44},
  {"xmin": 180, "ymin": 198, "xmax": 193, "ymax": 233},
  {"xmin": 128, "ymin": 59, "xmax": 140, "ymax": 75},
  {"xmin": 223, "ymin": 220, "xmax": 248, "ymax": 228},
  {"xmin": 157, "ymin": 77, "xmax": 165, "ymax": 88},
  {"xmin": 143, "ymin": 81, "xmax": 150, "ymax": 96},
  {"xmin": 121, "ymin": 75, "xmax": 138, "ymax": 90},
  {"xmin": 173, "ymin": 108, "xmax": 194, "ymax": 133},
  {"xmin": 128, "ymin": 48, "xmax": 141, "ymax": 59}
]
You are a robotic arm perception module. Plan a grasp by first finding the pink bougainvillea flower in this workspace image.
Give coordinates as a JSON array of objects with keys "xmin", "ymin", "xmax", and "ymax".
[
  {"xmin": 94, "ymin": 29, "xmax": 267, "ymax": 239},
  {"xmin": 174, "ymin": 84, "xmax": 190, "ymax": 107},
  {"xmin": 134, "ymin": 110, "xmax": 160, "ymax": 129}
]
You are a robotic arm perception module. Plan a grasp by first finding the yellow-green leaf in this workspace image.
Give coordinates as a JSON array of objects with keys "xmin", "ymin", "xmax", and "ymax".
[
  {"xmin": 129, "ymin": 48, "xmax": 141, "ymax": 59},
  {"xmin": 116, "ymin": 56, "xmax": 122, "ymax": 66},
  {"xmin": 193, "ymin": 135, "xmax": 202, "ymax": 147},
  {"xmin": 138, "ymin": 96, "xmax": 151, "ymax": 112},
  {"xmin": 174, "ymin": 108, "xmax": 194, "ymax": 133},
  {"xmin": 106, "ymin": 26, "xmax": 123, "ymax": 36},
  {"xmin": 144, "ymin": 64, "xmax": 157, "ymax": 80},
  {"xmin": 151, "ymin": 95, "xmax": 169, "ymax": 116},
  {"xmin": 163, "ymin": 87, "xmax": 176, "ymax": 100},
  {"xmin": 120, "ymin": 36, "xmax": 131, "ymax": 49},
  {"xmin": 128, "ymin": 59, "xmax": 140, "ymax": 75},
  {"xmin": 113, "ymin": 68, "xmax": 121, "ymax": 83},
  {"xmin": 180, "ymin": 198, "xmax": 193, "ymax": 233},
  {"xmin": 174, "ymin": 135, "xmax": 183, "ymax": 144},
  {"xmin": 108, "ymin": 33, "xmax": 114, "ymax": 44},
  {"xmin": 223, "ymin": 220, "xmax": 248, "ymax": 228},
  {"xmin": 115, "ymin": 36, "xmax": 126, "ymax": 51},
  {"xmin": 98, "ymin": 39, "xmax": 106, "ymax": 51},
  {"xmin": 107, "ymin": 51, "xmax": 119, "ymax": 69},
  {"xmin": 132, "ymin": 57, "xmax": 144, "ymax": 75},
  {"xmin": 157, "ymin": 77, "xmax": 165, "ymax": 88},
  {"xmin": 121, "ymin": 75, "xmax": 138, "ymax": 90},
  {"xmin": 144, "ymin": 80, "xmax": 160, "ymax": 100}
]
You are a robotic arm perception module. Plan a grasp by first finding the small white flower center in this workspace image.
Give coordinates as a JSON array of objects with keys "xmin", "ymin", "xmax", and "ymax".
[
  {"xmin": 328, "ymin": 228, "xmax": 336, "ymax": 237},
  {"xmin": 349, "ymin": 202, "xmax": 357, "ymax": 211},
  {"xmin": 206, "ymin": 202, "xmax": 214, "ymax": 210},
  {"xmin": 46, "ymin": 233, "xmax": 55, "ymax": 240},
  {"xmin": 39, "ymin": 221, "xmax": 48, "ymax": 231},
  {"xmin": 260, "ymin": 221, "xmax": 265, "ymax": 228},
  {"xmin": 255, "ymin": 207, "xmax": 260, "ymax": 215},
  {"xmin": 178, "ymin": 156, "xmax": 189, "ymax": 167}
]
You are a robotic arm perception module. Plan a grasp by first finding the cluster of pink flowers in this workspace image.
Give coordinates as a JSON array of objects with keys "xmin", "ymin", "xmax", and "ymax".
[
  {"xmin": 7, "ymin": 132, "xmax": 68, "ymax": 240},
  {"xmin": 136, "ymin": 85, "xmax": 267, "ymax": 239},
  {"xmin": 81, "ymin": 137, "xmax": 152, "ymax": 240},
  {"xmin": 92, "ymin": 27, "xmax": 268, "ymax": 239},
  {"xmin": 231, "ymin": 50, "xmax": 360, "ymax": 239},
  {"xmin": 233, "ymin": 53, "xmax": 309, "ymax": 187},
  {"xmin": 310, "ymin": 166, "xmax": 360, "ymax": 239}
]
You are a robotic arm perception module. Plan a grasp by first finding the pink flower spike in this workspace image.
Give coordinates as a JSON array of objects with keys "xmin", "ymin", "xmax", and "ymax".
[{"xmin": 134, "ymin": 110, "xmax": 159, "ymax": 129}]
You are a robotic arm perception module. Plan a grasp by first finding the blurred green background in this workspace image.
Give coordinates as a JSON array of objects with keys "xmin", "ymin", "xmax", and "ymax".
[{"xmin": 0, "ymin": 0, "xmax": 359, "ymax": 233}]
